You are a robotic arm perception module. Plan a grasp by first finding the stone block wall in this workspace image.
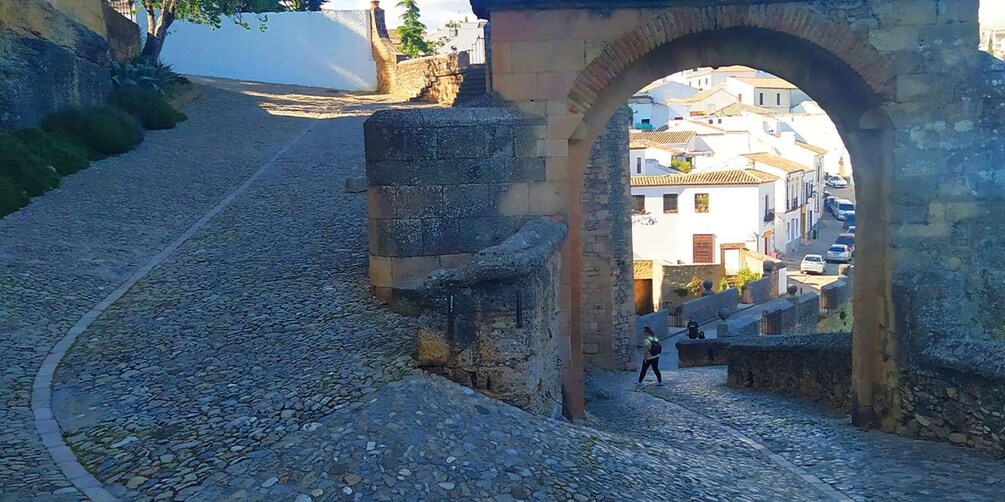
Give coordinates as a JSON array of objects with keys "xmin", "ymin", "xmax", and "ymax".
[
  {"xmin": 658, "ymin": 263, "xmax": 726, "ymax": 304},
  {"xmin": 392, "ymin": 52, "xmax": 471, "ymax": 103},
  {"xmin": 778, "ymin": 292, "xmax": 821, "ymax": 336},
  {"xmin": 727, "ymin": 333, "xmax": 852, "ymax": 411},
  {"xmin": 740, "ymin": 276, "xmax": 772, "ymax": 304},
  {"xmin": 365, "ymin": 106, "xmax": 547, "ymax": 301},
  {"xmin": 580, "ymin": 108, "xmax": 634, "ymax": 370},
  {"xmin": 675, "ymin": 288, "xmax": 739, "ymax": 327},
  {"xmin": 102, "ymin": 1, "xmax": 139, "ymax": 62},
  {"xmin": 368, "ymin": 5, "xmax": 482, "ymax": 104},
  {"xmin": 676, "ymin": 338, "xmax": 729, "ymax": 368},
  {"xmin": 0, "ymin": 0, "xmax": 112, "ymax": 132},
  {"xmin": 899, "ymin": 340, "xmax": 1005, "ymax": 457},
  {"xmin": 412, "ymin": 219, "xmax": 566, "ymax": 416},
  {"xmin": 717, "ymin": 314, "xmax": 760, "ymax": 338}
]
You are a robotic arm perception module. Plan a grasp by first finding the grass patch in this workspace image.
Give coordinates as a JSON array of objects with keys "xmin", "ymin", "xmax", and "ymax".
[
  {"xmin": 42, "ymin": 107, "xmax": 144, "ymax": 158},
  {"xmin": 0, "ymin": 175, "xmax": 30, "ymax": 217},
  {"xmin": 12, "ymin": 128, "xmax": 90, "ymax": 176},
  {"xmin": 0, "ymin": 136, "xmax": 60, "ymax": 197},
  {"xmin": 110, "ymin": 86, "xmax": 187, "ymax": 130}
]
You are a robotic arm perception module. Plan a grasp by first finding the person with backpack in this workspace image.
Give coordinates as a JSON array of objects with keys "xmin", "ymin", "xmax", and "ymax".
[
  {"xmin": 687, "ymin": 318, "xmax": 700, "ymax": 339},
  {"xmin": 638, "ymin": 326, "xmax": 663, "ymax": 387}
]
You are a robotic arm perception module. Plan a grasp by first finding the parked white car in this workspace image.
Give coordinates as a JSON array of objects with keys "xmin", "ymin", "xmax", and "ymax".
[
  {"xmin": 826, "ymin": 176, "xmax": 848, "ymax": 188},
  {"xmin": 834, "ymin": 199, "xmax": 855, "ymax": 220},
  {"xmin": 826, "ymin": 244, "xmax": 852, "ymax": 263},
  {"xmin": 800, "ymin": 254, "xmax": 826, "ymax": 275}
]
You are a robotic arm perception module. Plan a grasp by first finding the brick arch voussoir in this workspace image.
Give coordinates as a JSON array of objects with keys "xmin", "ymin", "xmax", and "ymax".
[{"xmin": 567, "ymin": 4, "xmax": 895, "ymax": 119}]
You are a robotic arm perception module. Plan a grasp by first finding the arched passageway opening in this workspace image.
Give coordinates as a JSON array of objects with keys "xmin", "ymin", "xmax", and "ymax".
[{"xmin": 559, "ymin": 19, "xmax": 896, "ymax": 425}]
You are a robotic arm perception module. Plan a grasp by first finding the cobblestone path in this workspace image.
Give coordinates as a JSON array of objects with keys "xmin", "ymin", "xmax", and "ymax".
[
  {"xmin": 4, "ymin": 79, "xmax": 1003, "ymax": 501},
  {"xmin": 587, "ymin": 366, "xmax": 1005, "ymax": 501}
]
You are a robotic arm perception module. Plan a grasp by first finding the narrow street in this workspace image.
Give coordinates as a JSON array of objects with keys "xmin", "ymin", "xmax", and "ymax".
[{"xmin": 785, "ymin": 182, "xmax": 857, "ymax": 292}]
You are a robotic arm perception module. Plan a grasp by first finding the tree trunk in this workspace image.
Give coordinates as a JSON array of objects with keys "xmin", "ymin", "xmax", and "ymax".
[{"xmin": 139, "ymin": 0, "xmax": 174, "ymax": 60}]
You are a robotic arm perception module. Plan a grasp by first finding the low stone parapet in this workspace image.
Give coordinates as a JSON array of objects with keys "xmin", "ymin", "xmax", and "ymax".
[
  {"xmin": 726, "ymin": 332, "xmax": 852, "ymax": 410},
  {"xmin": 636, "ymin": 309, "xmax": 668, "ymax": 346},
  {"xmin": 740, "ymin": 276, "xmax": 772, "ymax": 304},
  {"xmin": 676, "ymin": 338, "xmax": 730, "ymax": 367},
  {"xmin": 716, "ymin": 313, "xmax": 760, "ymax": 338},
  {"xmin": 402, "ymin": 218, "xmax": 567, "ymax": 417},
  {"xmin": 674, "ymin": 288, "xmax": 739, "ymax": 326},
  {"xmin": 900, "ymin": 340, "xmax": 1005, "ymax": 457}
]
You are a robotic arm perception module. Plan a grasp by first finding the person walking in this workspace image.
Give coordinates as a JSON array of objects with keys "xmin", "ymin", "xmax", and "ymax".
[{"xmin": 637, "ymin": 327, "xmax": 663, "ymax": 387}]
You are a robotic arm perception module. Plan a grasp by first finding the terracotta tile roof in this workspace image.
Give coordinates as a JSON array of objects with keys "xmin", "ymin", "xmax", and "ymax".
[
  {"xmin": 631, "ymin": 169, "xmax": 778, "ymax": 187},
  {"xmin": 629, "ymin": 138, "xmax": 683, "ymax": 154},
  {"xmin": 743, "ymin": 153, "xmax": 814, "ymax": 173},
  {"xmin": 732, "ymin": 77, "xmax": 798, "ymax": 90},
  {"xmin": 630, "ymin": 130, "xmax": 696, "ymax": 145},
  {"xmin": 795, "ymin": 141, "xmax": 828, "ymax": 154},
  {"xmin": 666, "ymin": 84, "xmax": 733, "ymax": 104},
  {"xmin": 710, "ymin": 102, "xmax": 777, "ymax": 117}
]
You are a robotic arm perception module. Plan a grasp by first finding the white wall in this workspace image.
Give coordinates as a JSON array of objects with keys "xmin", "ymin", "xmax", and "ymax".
[
  {"xmin": 153, "ymin": 10, "xmax": 377, "ymax": 91},
  {"xmin": 631, "ymin": 184, "xmax": 768, "ymax": 264}
]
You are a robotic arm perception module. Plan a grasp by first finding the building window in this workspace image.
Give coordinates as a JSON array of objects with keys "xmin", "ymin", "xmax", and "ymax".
[
  {"xmin": 759, "ymin": 92, "xmax": 764, "ymax": 105},
  {"xmin": 663, "ymin": 193, "xmax": 678, "ymax": 213},
  {"xmin": 776, "ymin": 93, "xmax": 781, "ymax": 106},
  {"xmin": 717, "ymin": 119, "xmax": 723, "ymax": 124},
  {"xmin": 694, "ymin": 193, "xmax": 709, "ymax": 213},
  {"xmin": 632, "ymin": 195, "xmax": 646, "ymax": 214},
  {"xmin": 636, "ymin": 157, "xmax": 642, "ymax": 174}
]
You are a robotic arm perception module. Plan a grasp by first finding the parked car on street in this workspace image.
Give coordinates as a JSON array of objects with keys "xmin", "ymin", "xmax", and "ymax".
[
  {"xmin": 843, "ymin": 211, "xmax": 856, "ymax": 229},
  {"xmin": 826, "ymin": 244, "xmax": 852, "ymax": 263},
  {"xmin": 847, "ymin": 225, "xmax": 856, "ymax": 234},
  {"xmin": 826, "ymin": 175, "xmax": 848, "ymax": 188},
  {"xmin": 800, "ymin": 254, "xmax": 826, "ymax": 275},
  {"xmin": 825, "ymin": 196, "xmax": 837, "ymax": 214},
  {"xmin": 835, "ymin": 233, "xmax": 855, "ymax": 253},
  {"xmin": 834, "ymin": 199, "xmax": 855, "ymax": 220}
]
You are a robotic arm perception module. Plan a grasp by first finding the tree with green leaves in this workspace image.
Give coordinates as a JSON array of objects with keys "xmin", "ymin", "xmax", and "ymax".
[
  {"xmin": 138, "ymin": 0, "xmax": 266, "ymax": 60},
  {"xmin": 671, "ymin": 157, "xmax": 693, "ymax": 174},
  {"xmin": 287, "ymin": 0, "xmax": 325, "ymax": 11},
  {"xmin": 396, "ymin": 0, "xmax": 433, "ymax": 58},
  {"xmin": 988, "ymin": 36, "xmax": 997, "ymax": 59}
]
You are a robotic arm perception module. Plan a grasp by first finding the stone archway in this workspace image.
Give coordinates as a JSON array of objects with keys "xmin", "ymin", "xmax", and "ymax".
[
  {"xmin": 472, "ymin": 0, "xmax": 1001, "ymax": 431},
  {"xmin": 561, "ymin": 8, "xmax": 898, "ymax": 428}
]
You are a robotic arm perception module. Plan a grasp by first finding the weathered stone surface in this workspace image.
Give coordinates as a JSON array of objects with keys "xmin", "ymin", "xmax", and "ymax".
[
  {"xmin": 726, "ymin": 333, "xmax": 852, "ymax": 410},
  {"xmin": 0, "ymin": 0, "xmax": 112, "ymax": 132},
  {"xmin": 676, "ymin": 338, "xmax": 729, "ymax": 368}
]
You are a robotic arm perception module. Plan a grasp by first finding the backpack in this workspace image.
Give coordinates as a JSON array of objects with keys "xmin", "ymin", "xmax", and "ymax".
[{"xmin": 648, "ymin": 338, "xmax": 662, "ymax": 356}]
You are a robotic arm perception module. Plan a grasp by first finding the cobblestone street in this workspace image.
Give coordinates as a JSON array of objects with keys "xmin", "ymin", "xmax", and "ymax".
[{"xmin": 2, "ymin": 80, "xmax": 1004, "ymax": 501}]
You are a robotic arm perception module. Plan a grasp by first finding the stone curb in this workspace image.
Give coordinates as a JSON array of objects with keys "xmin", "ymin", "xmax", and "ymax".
[
  {"xmin": 169, "ymin": 84, "xmax": 202, "ymax": 110},
  {"xmin": 30, "ymin": 111, "xmax": 322, "ymax": 501}
]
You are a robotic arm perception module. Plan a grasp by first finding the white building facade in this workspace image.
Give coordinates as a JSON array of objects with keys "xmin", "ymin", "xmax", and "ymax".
[{"xmin": 630, "ymin": 170, "xmax": 779, "ymax": 265}]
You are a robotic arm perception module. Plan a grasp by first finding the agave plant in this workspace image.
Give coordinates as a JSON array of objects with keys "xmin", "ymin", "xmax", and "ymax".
[{"xmin": 110, "ymin": 57, "xmax": 180, "ymax": 94}]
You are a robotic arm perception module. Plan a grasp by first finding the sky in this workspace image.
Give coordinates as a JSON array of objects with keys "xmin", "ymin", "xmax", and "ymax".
[{"xmin": 340, "ymin": 1, "xmax": 1004, "ymax": 31}]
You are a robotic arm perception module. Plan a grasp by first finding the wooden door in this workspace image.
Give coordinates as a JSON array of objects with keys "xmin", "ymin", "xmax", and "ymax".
[{"xmin": 692, "ymin": 234, "xmax": 715, "ymax": 263}]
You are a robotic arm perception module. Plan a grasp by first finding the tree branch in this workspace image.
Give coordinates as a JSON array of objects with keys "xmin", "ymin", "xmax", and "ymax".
[{"xmin": 142, "ymin": 0, "xmax": 157, "ymax": 36}]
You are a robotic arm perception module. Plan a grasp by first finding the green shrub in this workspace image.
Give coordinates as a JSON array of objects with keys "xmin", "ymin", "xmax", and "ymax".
[
  {"xmin": 42, "ymin": 107, "xmax": 144, "ymax": 157},
  {"xmin": 110, "ymin": 57, "xmax": 180, "ymax": 94},
  {"xmin": 110, "ymin": 86, "xmax": 187, "ymax": 130},
  {"xmin": 0, "ymin": 175, "xmax": 30, "ymax": 217},
  {"xmin": 0, "ymin": 137, "xmax": 60, "ymax": 197},
  {"xmin": 12, "ymin": 128, "xmax": 90, "ymax": 175}
]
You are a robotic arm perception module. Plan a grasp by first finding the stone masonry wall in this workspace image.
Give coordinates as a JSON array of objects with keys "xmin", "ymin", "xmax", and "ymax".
[
  {"xmin": 368, "ymin": 5, "xmax": 474, "ymax": 105},
  {"xmin": 103, "ymin": 2, "xmax": 139, "ymax": 63},
  {"xmin": 392, "ymin": 52, "xmax": 470, "ymax": 103},
  {"xmin": 727, "ymin": 333, "xmax": 852, "ymax": 411},
  {"xmin": 659, "ymin": 263, "xmax": 726, "ymax": 303},
  {"xmin": 675, "ymin": 288, "xmax": 739, "ymax": 327},
  {"xmin": 581, "ymin": 107, "xmax": 634, "ymax": 370},
  {"xmin": 740, "ymin": 276, "xmax": 772, "ymax": 305},
  {"xmin": 365, "ymin": 106, "xmax": 546, "ymax": 302},
  {"xmin": 413, "ymin": 219, "xmax": 566, "ymax": 416},
  {"xmin": 0, "ymin": 0, "xmax": 112, "ymax": 132},
  {"xmin": 899, "ymin": 340, "xmax": 1005, "ymax": 458}
]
